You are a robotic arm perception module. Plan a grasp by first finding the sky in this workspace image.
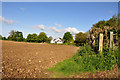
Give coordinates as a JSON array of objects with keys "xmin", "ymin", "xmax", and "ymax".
[
  {"xmin": 1, "ymin": 2, "xmax": 118, "ymax": 39},
  {"xmin": 2, "ymin": 0, "xmax": 120, "ymax": 2}
]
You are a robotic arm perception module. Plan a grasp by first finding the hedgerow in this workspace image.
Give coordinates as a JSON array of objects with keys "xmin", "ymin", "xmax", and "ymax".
[{"xmin": 48, "ymin": 44, "xmax": 118, "ymax": 77}]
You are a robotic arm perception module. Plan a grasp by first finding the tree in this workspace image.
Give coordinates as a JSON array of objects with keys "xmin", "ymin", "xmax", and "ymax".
[
  {"xmin": 63, "ymin": 32, "xmax": 73, "ymax": 43},
  {"xmin": 2, "ymin": 37, "xmax": 7, "ymax": 40},
  {"xmin": 23, "ymin": 38, "xmax": 27, "ymax": 42},
  {"xmin": 31, "ymin": 33, "xmax": 37, "ymax": 42},
  {"xmin": 37, "ymin": 32, "xmax": 48, "ymax": 43},
  {"xmin": 0, "ymin": 35, "xmax": 2, "ymax": 40},
  {"xmin": 27, "ymin": 34, "xmax": 32, "ymax": 42},
  {"xmin": 8, "ymin": 30, "xmax": 23, "ymax": 41},
  {"xmin": 9, "ymin": 30, "xmax": 15, "ymax": 37},
  {"xmin": 93, "ymin": 15, "xmax": 118, "ymax": 30},
  {"xmin": 75, "ymin": 32, "xmax": 88, "ymax": 46},
  {"xmin": 47, "ymin": 36, "xmax": 53, "ymax": 43},
  {"xmin": 93, "ymin": 20, "xmax": 106, "ymax": 28},
  {"xmin": 15, "ymin": 31, "xmax": 23, "ymax": 41},
  {"xmin": 106, "ymin": 15, "xmax": 118, "ymax": 29},
  {"xmin": 8, "ymin": 30, "xmax": 16, "ymax": 40}
]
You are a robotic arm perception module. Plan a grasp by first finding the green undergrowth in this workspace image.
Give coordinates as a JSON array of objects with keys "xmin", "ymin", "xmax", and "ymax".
[
  {"xmin": 48, "ymin": 43, "xmax": 78, "ymax": 47},
  {"xmin": 48, "ymin": 44, "xmax": 119, "ymax": 77}
]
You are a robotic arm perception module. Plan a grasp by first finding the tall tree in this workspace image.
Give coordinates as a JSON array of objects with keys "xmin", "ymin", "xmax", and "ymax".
[
  {"xmin": 63, "ymin": 32, "xmax": 73, "ymax": 43},
  {"xmin": 37, "ymin": 32, "xmax": 48, "ymax": 43},
  {"xmin": 15, "ymin": 31, "xmax": 23, "ymax": 41},
  {"xmin": 8, "ymin": 30, "xmax": 23, "ymax": 41},
  {"xmin": 31, "ymin": 33, "xmax": 37, "ymax": 42},
  {"xmin": 75, "ymin": 32, "xmax": 88, "ymax": 46},
  {"xmin": 8, "ymin": 30, "xmax": 16, "ymax": 40},
  {"xmin": 27, "ymin": 34, "xmax": 32, "ymax": 42},
  {"xmin": 9, "ymin": 30, "xmax": 15, "ymax": 37}
]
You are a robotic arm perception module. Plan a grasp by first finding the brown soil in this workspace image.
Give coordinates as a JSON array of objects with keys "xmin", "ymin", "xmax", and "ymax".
[{"xmin": 2, "ymin": 40, "xmax": 79, "ymax": 78}]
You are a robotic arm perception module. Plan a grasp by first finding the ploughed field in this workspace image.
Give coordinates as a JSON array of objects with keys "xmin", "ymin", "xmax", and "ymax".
[{"xmin": 2, "ymin": 40, "xmax": 79, "ymax": 78}]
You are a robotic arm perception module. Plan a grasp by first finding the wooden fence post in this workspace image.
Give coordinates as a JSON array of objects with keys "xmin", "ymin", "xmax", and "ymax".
[
  {"xmin": 99, "ymin": 33, "xmax": 103, "ymax": 52},
  {"xmin": 110, "ymin": 31, "xmax": 113, "ymax": 48},
  {"xmin": 92, "ymin": 35, "xmax": 95, "ymax": 47}
]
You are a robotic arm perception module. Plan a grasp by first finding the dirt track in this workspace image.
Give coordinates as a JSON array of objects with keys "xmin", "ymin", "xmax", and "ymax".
[{"xmin": 2, "ymin": 40, "xmax": 79, "ymax": 78}]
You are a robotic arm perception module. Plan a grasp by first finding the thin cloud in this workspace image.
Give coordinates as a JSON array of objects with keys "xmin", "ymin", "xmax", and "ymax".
[
  {"xmin": 55, "ymin": 24, "xmax": 62, "ymax": 27},
  {"xmin": 65, "ymin": 27, "xmax": 80, "ymax": 35},
  {"xmin": 33, "ymin": 25, "xmax": 46, "ymax": 30},
  {"xmin": 49, "ymin": 26, "xmax": 83, "ymax": 35},
  {"xmin": 20, "ymin": 8, "xmax": 25, "ymax": 11},
  {"xmin": 33, "ymin": 24, "xmax": 63, "ymax": 33},
  {"xmin": 33, "ymin": 24, "xmax": 84, "ymax": 35},
  {"xmin": 49, "ymin": 27, "xmax": 62, "ymax": 33},
  {"xmin": 0, "ymin": 16, "xmax": 14, "ymax": 25}
]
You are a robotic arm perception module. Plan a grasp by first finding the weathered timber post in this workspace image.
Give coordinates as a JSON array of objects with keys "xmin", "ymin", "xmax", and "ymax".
[
  {"xmin": 92, "ymin": 39, "xmax": 95, "ymax": 47},
  {"xmin": 110, "ymin": 31, "xmax": 113, "ymax": 48},
  {"xmin": 91, "ymin": 35, "xmax": 95, "ymax": 47},
  {"xmin": 99, "ymin": 33, "xmax": 103, "ymax": 52}
]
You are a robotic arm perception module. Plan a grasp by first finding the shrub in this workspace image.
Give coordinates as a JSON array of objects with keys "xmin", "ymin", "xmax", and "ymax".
[{"xmin": 48, "ymin": 44, "xmax": 118, "ymax": 77}]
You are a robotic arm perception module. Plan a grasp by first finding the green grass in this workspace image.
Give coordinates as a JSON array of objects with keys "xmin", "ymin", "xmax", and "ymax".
[{"xmin": 48, "ymin": 44, "xmax": 118, "ymax": 77}]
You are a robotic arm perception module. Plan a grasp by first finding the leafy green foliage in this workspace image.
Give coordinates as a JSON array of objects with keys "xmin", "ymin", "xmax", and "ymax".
[
  {"xmin": 2, "ymin": 37, "xmax": 7, "ymax": 40},
  {"xmin": 4, "ymin": 30, "xmax": 50, "ymax": 43},
  {"xmin": 23, "ymin": 38, "xmax": 27, "ymax": 42},
  {"xmin": 76, "ymin": 45, "xmax": 94, "ymax": 56},
  {"xmin": 63, "ymin": 32, "xmax": 73, "ymax": 43},
  {"xmin": 37, "ymin": 32, "xmax": 48, "ymax": 43},
  {"xmin": 93, "ymin": 15, "xmax": 118, "ymax": 29},
  {"xmin": 8, "ymin": 30, "xmax": 16, "ymax": 40},
  {"xmin": 0, "ymin": 35, "xmax": 2, "ymax": 40},
  {"xmin": 75, "ymin": 32, "xmax": 88, "ymax": 46},
  {"xmin": 8, "ymin": 30, "xmax": 23, "ymax": 41},
  {"xmin": 106, "ymin": 15, "xmax": 118, "ymax": 28},
  {"xmin": 0, "ymin": 35, "xmax": 7, "ymax": 40},
  {"xmin": 31, "ymin": 33, "xmax": 37, "ymax": 42},
  {"xmin": 26, "ymin": 32, "xmax": 49, "ymax": 43},
  {"xmin": 15, "ymin": 31, "xmax": 23, "ymax": 42},
  {"xmin": 63, "ymin": 41, "xmax": 75, "ymax": 46},
  {"xmin": 26, "ymin": 34, "xmax": 32, "ymax": 42},
  {"xmin": 47, "ymin": 36, "xmax": 53, "ymax": 43},
  {"xmin": 48, "ymin": 45, "xmax": 118, "ymax": 77},
  {"xmin": 89, "ymin": 15, "xmax": 119, "ymax": 51},
  {"xmin": 93, "ymin": 20, "xmax": 106, "ymax": 28}
]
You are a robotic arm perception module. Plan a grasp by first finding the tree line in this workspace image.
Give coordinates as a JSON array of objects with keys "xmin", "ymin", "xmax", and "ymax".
[
  {"xmin": 0, "ymin": 29, "xmax": 88, "ymax": 46},
  {"xmin": 0, "ymin": 30, "xmax": 53, "ymax": 43}
]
